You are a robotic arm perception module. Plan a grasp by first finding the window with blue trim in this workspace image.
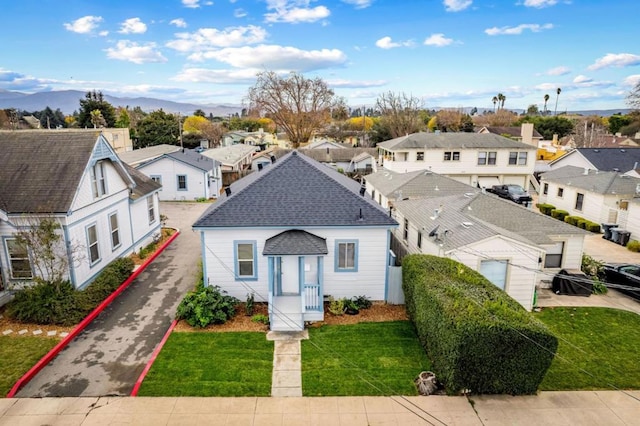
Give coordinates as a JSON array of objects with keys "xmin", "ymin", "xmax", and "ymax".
[
  {"xmin": 335, "ymin": 240, "xmax": 358, "ymax": 272},
  {"xmin": 177, "ymin": 175, "xmax": 187, "ymax": 191},
  {"xmin": 234, "ymin": 241, "xmax": 257, "ymax": 280},
  {"xmin": 109, "ymin": 212, "xmax": 121, "ymax": 250},
  {"xmin": 87, "ymin": 224, "xmax": 100, "ymax": 266}
]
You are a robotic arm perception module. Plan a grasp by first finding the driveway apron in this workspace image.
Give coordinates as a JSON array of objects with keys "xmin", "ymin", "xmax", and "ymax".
[{"xmin": 16, "ymin": 202, "xmax": 210, "ymax": 397}]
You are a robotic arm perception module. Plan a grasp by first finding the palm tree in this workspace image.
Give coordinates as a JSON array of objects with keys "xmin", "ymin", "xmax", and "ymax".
[
  {"xmin": 492, "ymin": 96, "xmax": 498, "ymax": 112},
  {"xmin": 543, "ymin": 94, "xmax": 550, "ymax": 115},
  {"xmin": 554, "ymin": 88, "xmax": 561, "ymax": 115},
  {"xmin": 500, "ymin": 94, "xmax": 506, "ymax": 109}
]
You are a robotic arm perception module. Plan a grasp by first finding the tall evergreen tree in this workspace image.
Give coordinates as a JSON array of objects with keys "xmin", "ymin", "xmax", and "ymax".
[{"xmin": 77, "ymin": 90, "xmax": 116, "ymax": 128}]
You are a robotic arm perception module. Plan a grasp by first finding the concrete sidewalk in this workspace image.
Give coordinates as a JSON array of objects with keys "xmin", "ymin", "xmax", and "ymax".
[{"xmin": 1, "ymin": 392, "xmax": 638, "ymax": 425}]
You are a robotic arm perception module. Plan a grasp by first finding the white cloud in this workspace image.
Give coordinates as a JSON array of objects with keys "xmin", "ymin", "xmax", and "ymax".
[
  {"xmin": 170, "ymin": 18, "xmax": 188, "ymax": 28},
  {"xmin": 63, "ymin": 16, "xmax": 103, "ymax": 34},
  {"xmin": 98, "ymin": 30, "xmax": 109, "ymax": 37},
  {"xmin": 264, "ymin": 0, "xmax": 330, "ymax": 23},
  {"xmin": 105, "ymin": 41, "xmax": 167, "ymax": 64},
  {"xmin": 173, "ymin": 68, "xmax": 261, "ymax": 83},
  {"xmin": 182, "ymin": 0, "xmax": 200, "ymax": 8},
  {"xmin": 623, "ymin": 75, "xmax": 640, "ymax": 87},
  {"xmin": 166, "ymin": 25, "xmax": 267, "ymax": 53},
  {"xmin": 189, "ymin": 45, "xmax": 347, "ymax": 72},
  {"xmin": 443, "ymin": 0, "xmax": 472, "ymax": 12},
  {"xmin": 573, "ymin": 75, "xmax": 592, "ymax": 84},
  {"xmin": 523, "ymin": 0, "xmax": 557, "ymax": 7},
  {"xmin": 535, "ymin": 83, "xmax": 560, "ymax": 91},
  {"xmin": 341, "ymin": 0, "xmax": 373, "ymax": 9},
  {"xmin": 546, "ymin": 66, "xmax": 570, "ymax": 76},
  {"xmin": 375, "ymin": 36, "xmax": 413, "ymax": 49},
  {"xmin": 119, "ymin": 18, "xmax": 147, "ymax": 34},
  {"xmin": 424, "ymin": 33, "xmax": 454, "ymax": 47},
  {"xmin": 234, "ymin": 8, "xmax": 248, "ymax": 18},
  {"xmin": 588, "ymin": 53, "xmax": 640, "ymax": 71},
  {"xmin": 485, "ymin": 23, "xmax": 553, "ymax": 36},
  {"xmin": 326, "ymin": 79, "xmax": 387, "ymax": 88}
]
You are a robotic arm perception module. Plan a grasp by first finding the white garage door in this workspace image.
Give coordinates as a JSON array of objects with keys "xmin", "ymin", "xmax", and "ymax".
[{"xmin": 480, "ymin": 259, "xmax": 508, "ymax": 290}]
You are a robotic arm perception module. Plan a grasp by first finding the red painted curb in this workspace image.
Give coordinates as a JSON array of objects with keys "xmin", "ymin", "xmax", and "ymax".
[
  {"xmin": 7, "ymin": 229, "xmax": 180, "ymax": 398},
  {"xmin": 130, "ymin": 319, "xmax": 178, "ymax": 396}
]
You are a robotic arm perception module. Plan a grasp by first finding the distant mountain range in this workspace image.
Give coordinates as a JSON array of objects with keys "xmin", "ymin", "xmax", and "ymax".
[
  {"xmin": 0, "ymin": 89, "xmax": 242, "ymax": 117},
  {"xmin": 0, "ymin": 89, "xmax": 631, "ymax": 118}
]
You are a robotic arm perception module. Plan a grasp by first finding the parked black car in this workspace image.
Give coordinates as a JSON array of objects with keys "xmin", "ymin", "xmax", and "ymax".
[
  {"xmin": 602, "ymin": 263, "xmax": 640, "ymax": 301},
  {"xmin": 486, "ymin": 184, "xmax": 532, "ymax": 204}
]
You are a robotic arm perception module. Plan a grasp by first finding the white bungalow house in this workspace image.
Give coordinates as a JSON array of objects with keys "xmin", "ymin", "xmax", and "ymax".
[
  {"xmin": 118, "ymin": 144, "xmax": 181, "ymax": 167},
  {"xmin": 0, "ymin": 131, "xmax": 161, "ymax": 301},
  {"xmin": 377, "ymin": 132, "xmax": 537, "ymax": 189},
  {"xmin": 300, "ymin": 148, "xmax": 378, "ymax": 174},
  {"xmin": 192, "ymin": 151, "xmax": 398, "ymax": 331},
  {"xmin": 201, "ymin": 144, "xmax": 258, "ymax": 172},
  {"xmin": 250, "ymin": 148, "xmax": 291, "ymax": 171},
  {"xmin": 391, "ymin": 193, "xmax": 587, "ymax": 310},
  {"xmin": 539, "ymin": 165, "xmax": 640, "ymax": 237},
  {"xmin": 135, "ymin": 149, "xmax": 222, "ymax": 201}
]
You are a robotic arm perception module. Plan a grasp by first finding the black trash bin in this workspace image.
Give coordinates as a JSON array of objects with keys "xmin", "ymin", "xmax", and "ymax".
[
  {"xmin": 601, "ymin": 223, "xmax": 618, "ymax": 240},
  {"xmin": 610, "ymin": 228, "xmax": 621, "ymax": 244},
  {"xmin": 618, "ymin": 230, "xmax": 631, "ymax": 246}
]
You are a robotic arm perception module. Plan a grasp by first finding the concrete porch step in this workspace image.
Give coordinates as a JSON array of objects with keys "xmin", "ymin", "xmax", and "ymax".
[{"xmin": 270, "ymin": 312, "xmax": 304, "ymax": 332}]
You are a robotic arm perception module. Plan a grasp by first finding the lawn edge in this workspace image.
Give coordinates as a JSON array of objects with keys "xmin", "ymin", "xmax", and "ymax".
[
  {"xmin": 130, "ymin": 319, "xmax": 178, "ymax": 396},
  {"xmin": 6, "ymin": 228, "xmax": 181, "ymax": 398}
]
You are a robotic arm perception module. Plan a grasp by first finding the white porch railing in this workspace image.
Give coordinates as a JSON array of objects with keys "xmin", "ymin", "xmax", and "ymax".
[{"xmin": 304, "ymin": 283, "xmax": 322, "ymax": 311}]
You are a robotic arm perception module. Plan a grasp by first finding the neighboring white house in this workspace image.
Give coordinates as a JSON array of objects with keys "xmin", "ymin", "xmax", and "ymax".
[
  {"xmin": 300, "ymin": 139, "xmax": 350, "ymax": 150},
  {"xmin": 201, "ymin": 144, "xmax": 258, "ymax": 172},
  {"xmin": 135, "ymin": 149, "xmax": 222, "ymax": 201},
  {"xmin": 549, "ymin": 147, "xmax": 640, "ymax": 174},
  {"xmin": 377, "ymin": 132, "xmax": 537, "ymax": 189},
  {"xmin": 250, "ymin": 148, "xmax": 291, "ymax": 171},
  {"xmin": 222, "ymin": 129, "xmax": 277, "ymax": 147},
  {"xmin": 0, "ymin": 130, "xmax": 161, "ymax": 301},
  {"xmin": 539, "ymin": 165, "xmax": 640, "ymax": 235},
  {"xmin": 391, "ymin": 193, "xmax": 587, "ymax": 310},
  {"xmin": 192, "ymin": 151, "xmax": 398, "ymax": 331},
  {"xmin": 300, "ymin": 148, "xmax": 378, "ymax": 173},
  {"xmin": 118, "ymin": 144, "xmax": 181, "ymax": 167}
]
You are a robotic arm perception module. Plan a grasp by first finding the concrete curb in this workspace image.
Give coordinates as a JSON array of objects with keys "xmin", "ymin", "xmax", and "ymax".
[
  {"xmin": 6, "ymin": 229, "xmax": 181, "ymax": 398},
  {"xmin": 130, "ymin": 319, "xmax": 178, "ymax": 396}
]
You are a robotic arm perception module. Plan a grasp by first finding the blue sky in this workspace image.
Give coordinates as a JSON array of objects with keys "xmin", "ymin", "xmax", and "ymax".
[{"xmin": 1, "ymin": 0, "xmax": 639, "ymax": 112}]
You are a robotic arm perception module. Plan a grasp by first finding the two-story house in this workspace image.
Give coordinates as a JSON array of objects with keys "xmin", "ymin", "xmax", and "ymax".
[
  {"xmin": 377, "ymin": 132, "xmax": 537, "ymax": 189},
  {"xmin": 0, "ymin": 131, "xmax": 161, "ymax": 301}
]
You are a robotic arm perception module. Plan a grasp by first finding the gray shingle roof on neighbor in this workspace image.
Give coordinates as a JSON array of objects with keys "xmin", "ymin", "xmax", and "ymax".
[
  {"xmin": 123, "ymin": 163, "xmax": 162, "ymax": 200},
  {"xmin": 193, "ymin": 151, "xmax": 398, "ymax": 228},
  {"xmin": 263, "ymin": 230, "xmax": 328, "ymax": 255},
  {"xmin": 481, "ymin": 126, "xmax": 543, "ymax": 139},
  {"xmin": 139, "ymin": 148, "xmax": 218, "ymax": 172},
  {"xmin": 541, "ymin": 165, "xmax": 640, "ymax": 195},
  {"xmin": 556, "ymin": 147, "xmax": 640, "ymax": 173},
  {"xmin": 365, "ymin": 169, "xmax": 475, "ymax": 199},
  {"xmin": 300, "ymin": 147, "xmax": 377, "ymax": 163},
  {"xmin": 395, "ymin": 192, "xmax": 586, "ymax": 251},
  {"xmin": 377, "ymin": 132, "xmax": 536, "ymax": 150},
  {"xmin": 117, "ymin": 144, "xmax": 181, "ymax": 166}
]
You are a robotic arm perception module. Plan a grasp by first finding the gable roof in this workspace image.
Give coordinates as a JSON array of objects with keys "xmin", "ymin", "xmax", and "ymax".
[
  {"xmin": 552, "ymin": 147, "xmax": 640, "ymax": 173},
  {"xmin": 263, "ymin": 230, "xmax": 328, "ymax": 255},
  {"xmin": 301, "ymin": 139, "xmax": 350, "ymax": 150},
  {"xmin": 378, "ymin": 132, "xmax": 536, "ymax": 151},
  {"xmin": 137, "ymin": 148, "xmax": 219, "ymax": 172},
  {"xmin": 123, "ymin": 163, "xmax": 162, "ymax": 200},
  {"xmin": 117, "ymin": 144, "xmax": 181, "ymax": 167},
  {"xmin": 0, "ymin": 130, "xmax": 102, "ymax": 213},
  {"xmin": 540, "ymin": 165, "xmax": 640, "ymax": 195},
  {"xmin": 299, "ymin": 148, "xmax": 378, "ymax": 163},
  {"xmin": 193, "ymin": 151, "xmax": 398, "ymax": 228},
  {"xmin": 201, "ymin": 144, "xmax": 258, "ymax": 166},
  {"xmin": 479, "ymin": 126, "xmax": 543, "ymax": 139},
  {"xmin": 395, "ymin": 192, "xmax": 585, "ymax": 251},
  {"xmin": 365, "ymin": 169, "xmax": 475, "ymax": 199}
]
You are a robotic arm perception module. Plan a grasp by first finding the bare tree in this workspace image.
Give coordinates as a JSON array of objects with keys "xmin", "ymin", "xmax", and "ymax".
[
  {"xmin": 247, "ymin": 71, "xmax": 337, "ymax": 148},
  {"xmin": 375, "ymin": 91, "xmax": 424, "ymax": 138},
  {"xmin": 627, "ymin": 81, "xmax": 640, "ymax": 110}
]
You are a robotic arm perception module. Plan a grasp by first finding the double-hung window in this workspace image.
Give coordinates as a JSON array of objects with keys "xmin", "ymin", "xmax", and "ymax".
[
  {"xmin": 177, "ymin": 175, "xmax": 187, "ymax": 191},
  {"xmin": 575, "ymin": 193, "xmax": 584, "ymax": 211},
  {"xmin": 234, "ymin": 241, "xmax": 257, "ymax": 280},
  {"xmin": 87, "ymin": 224, "xmax": 100, "ymax": 265},
  {"xmin": 403, "ymin": 219, "xmax": 409, "ymax": 241},
  {"xmin": 543, "ymin": 183, "xmax": 548, "ymax": 195},
  {"xmin": 5, "ymin": 238, "xmax": 32, "ymax": 279},
  {"xmin": 335, "ymin": 240, "xmax": 358, "ymax": 272},
  {"xmin": 147, "ymin": 196, "xmax": 156, "ymax": 224},
  {"xmin": 478, "ymin": 151, "xmax": 496, "ymax": 165},
  {"xmin": 91, "ymin": 161, "xmax": 107, "ymax": 198},
  {"xmin": 444, "ymin": 151, "xmax": 460, "ymax": 161},
  {"xmin": 109, "ymin": 213, "xmax": 121, "ymax": 250},
  {"xmin": 509, "ymin": 151, "xmax": 528, "ymax": 165}
]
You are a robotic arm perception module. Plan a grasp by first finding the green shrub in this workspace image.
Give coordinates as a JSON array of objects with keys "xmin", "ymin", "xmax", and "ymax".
[
  {"xmin": 328, "ymin": 297, "xmax": 344, "ymax": 315},
  {"xmin": 176, "ymin": 285, "xmax": 239, "ymax": 328},
  {"xmin": 564, "ymin": 216, "xmax": 577, "ymax": 226},
  {"xmin": 592, "ymin": 279, "xmax": 608, "ymax": 295},
  {"xmin": 251, "ymin": 314, "xmax": 269, "ymax": 325},
  {"xmin": 245, "ymin": 292, "xmax": 255, "ymax": 316},
  {"xmin": 551, "ymin": 209, "xmax": 569, "ymax": 221},
  {"xmin": 138, "ymin": 241, "xmax": 158, "ymax": 260},
  {"xmin": 352, "ymin": 295, "xmax": 373, "ymax": 310},
  {"xmin": 585, "ymin": 221, "xmax": 601, "ymax": 233},
  {"xmin": 575, "ymin": 217, "xmax": 587, "ymax": 229},
  {"xmin": 76, "ymin": 257, "xmax": 135, "ymax": 312},
  {"xmin": 402, "ymin": 254, "xmax": 558, "ymax": 395},
  {"xmin": 626, "ymin": 240, "xmax": 640, "ymax": 252},
  {"xmin": 538, "ymin": 203, "xmax": 556, "ymax": 216},
  {"xmin": 6, "ymin": 280, "xmax": 78, "ymax": 325}
]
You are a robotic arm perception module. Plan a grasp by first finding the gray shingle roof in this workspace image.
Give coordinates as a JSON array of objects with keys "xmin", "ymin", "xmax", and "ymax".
[
  {"xmin": 0, "ymin": 130, "xmax": 101, "ymax": 213},
  {"xmin": 378, "ymin": 132, "xmax": 536, "ymax": 150},
  {"xmin": 541, "ymin": 165, "xmax": 640, "ymax": 195},
  {"xmin": 263, "ymin": 230, "xmax": 328, "ymax": 255},
  {"xmin": 555, "ymin": 147, "xmax": 640, "ymax": 173},
  {"xmin": 365, "ymin": 169, "xmax": 475, "ymax": 199},
  {"xmin": 481, "ymin": 126, "xmax": 543, "ymax": 139},
  {"xmin": 395, "ymin": 191, "xmax": 586, "ymax": 251},
  {"xmin": 137, "ymin": 148, "xmax": 219, "ymax": 172},
  {"xmin": 123, "ymin": 163, "xmax": 162, "ymax": 200},
  {"xmin": 117, "ymin": 144, "xmax": 181, "ymax": 166},
  {"xmin": 299, "ymin": 148, "xmax": 378, "ymax": 163},
  {"xmin": 193, "ymin": 151, "xmax": 398, "ymax": 228}
]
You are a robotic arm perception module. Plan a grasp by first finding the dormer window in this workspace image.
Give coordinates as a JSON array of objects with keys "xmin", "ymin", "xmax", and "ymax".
[{"xmin": 91, "ymin": 161, "xmax": 107, "ymax": 198}]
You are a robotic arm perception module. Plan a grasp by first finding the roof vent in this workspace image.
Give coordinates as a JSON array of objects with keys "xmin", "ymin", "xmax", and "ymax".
[
  {"xmin": 593, "ymin": 149, "xmax": 599, "ymax": 153},
  {"xmin": 621, "ymin": 149, "xmax": 626, "ymax": 153},
  {"xmin": 358, "ymin": 208, "xmax": 363, "ymax": 221},
  {"xmin": 461, "ymin": 222, "xmax": 474, "ymax": 228}
]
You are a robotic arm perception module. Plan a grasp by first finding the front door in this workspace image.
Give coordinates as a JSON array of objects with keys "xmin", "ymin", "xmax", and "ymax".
[{"xmin": 280, "ymin": 256, "xmax": 300, "ymax": 295}]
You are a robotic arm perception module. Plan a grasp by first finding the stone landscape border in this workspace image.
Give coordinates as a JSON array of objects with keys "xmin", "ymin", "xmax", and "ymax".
[{"xmin": 6, "ymin": 229, "xmax": 181, "ymax": 398}]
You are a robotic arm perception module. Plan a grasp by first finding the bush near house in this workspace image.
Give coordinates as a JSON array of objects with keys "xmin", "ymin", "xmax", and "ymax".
[
  {"xmin": 538, "ymin": 203, "xmax": 556, "ymax": 216},
  {"xmin": 627, "ymin": 240, "xmax": 640, "ymax": 252},
  {"xmin": 564, "ymin": 216, "xmax": 601, "ymax": 233},
  {"xmin": 402, "ymin": 254, "xmax": 558, "ymax": 395},
  {"xmin": 6, "ymin": 257, "xmax": 134, "ymax": 326},
  {"xmin": 551, "ymin": 209, "xmax": 569, "ymax": 221}
]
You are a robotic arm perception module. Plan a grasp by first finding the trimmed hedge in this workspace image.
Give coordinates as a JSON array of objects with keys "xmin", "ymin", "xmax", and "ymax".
[
  {"xmin": 564, "ymin": 216, "xmax": 600, "ymax": 233},
  {"xmin": 551, "ymin": 209, "xmax": 569, "ymax": 221},
  {"xmin": 585, "ymin": 221, "xmax": 601, "ymax": 233},
  {"xmin": 538, "ymin": 203, "xmax": 556, "ymax": 216},
  {"xmin": 7, "ymin": 257, "xmax": 135, "ymax": 326},
  {"xmin": 402, "ymin": 254, "xmax": 558, "ymax": 395}
]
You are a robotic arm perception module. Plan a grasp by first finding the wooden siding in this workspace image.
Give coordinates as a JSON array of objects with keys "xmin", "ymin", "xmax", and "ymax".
[{"xmin": 138, "ymin": 157, "xmax": 212, "ymax": 201}]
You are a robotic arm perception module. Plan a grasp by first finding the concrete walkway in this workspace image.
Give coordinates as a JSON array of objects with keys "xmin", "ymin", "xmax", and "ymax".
[
  {"xmin": 1, "ymin": 392, "xmax": 638, "ymax": 425},
  {"xmin": 267, "ymin": 331, "xmax": 308, "ymax": 397}
]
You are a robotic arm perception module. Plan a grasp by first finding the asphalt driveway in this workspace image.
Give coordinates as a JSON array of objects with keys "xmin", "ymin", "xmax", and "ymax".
[{"xmin": 17, "ymin": 202, "xmax": 210, "ymax": 397}]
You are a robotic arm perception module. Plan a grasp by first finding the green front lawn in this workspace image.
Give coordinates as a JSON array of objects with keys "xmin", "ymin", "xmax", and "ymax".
[
  {"xmin": 302, "ymin": 321, "xmax": 430, "ymax": 396},
  {"xmin": 536, "ymin": 307, "xmax": 640, "ymax": 390},
  {"xmin": 137, "ymin": 332, "xmax": 273, "ymax": 396},
  {"xmin": 0, "ymin": 336, "xmax": 58, "ymax": 397}
]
